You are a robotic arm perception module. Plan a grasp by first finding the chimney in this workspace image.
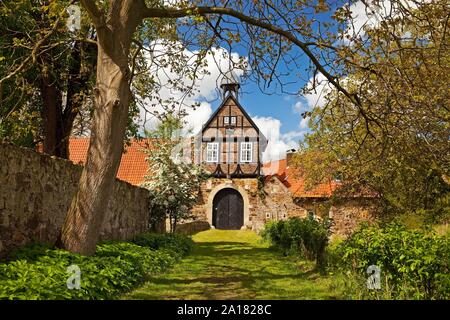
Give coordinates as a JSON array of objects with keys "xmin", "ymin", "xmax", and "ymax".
[{"xmin": 286, "ymin": 149, "xmax": 296, "ymax": 165}]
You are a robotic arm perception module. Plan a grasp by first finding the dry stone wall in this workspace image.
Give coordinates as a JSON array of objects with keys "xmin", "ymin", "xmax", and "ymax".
[
  {"xmin": 328, "ymin": 198, "xmax": 378, "ymax": 237},
  {"xmin": 0, "ymin": 143, "xmax": 150, "ymax": 258},
  {"xmin": 294, "ymin": 197, "xmax": 378, "ymax": 238},
  {"xmin": 174, "ymin": 221, "xmax": 210, "ymax": 235}
]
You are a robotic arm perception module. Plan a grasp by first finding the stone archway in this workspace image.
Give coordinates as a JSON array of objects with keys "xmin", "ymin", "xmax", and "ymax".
[
  {"xmin": 213, "ymin": 188, "xmax": 244, "ymax": 229},
  {"xmin": 206, "ymin": 182, "xmax": 250, "ymax": 229}
]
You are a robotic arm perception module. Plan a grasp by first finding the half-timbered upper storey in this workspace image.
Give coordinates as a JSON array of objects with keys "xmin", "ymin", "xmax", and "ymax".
[{"xmin": 194, "ymin": 71, "xmax": 267, "ymax": 178}]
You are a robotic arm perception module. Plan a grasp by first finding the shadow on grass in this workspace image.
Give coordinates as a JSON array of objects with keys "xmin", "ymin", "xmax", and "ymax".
[
  {"xmin": 124, "ymin": 235, "xmax": 337, "ymax": 300},
  {"xmin": 121, "ymin": 229, "xmax": 345, "ymax": 299},
  {"xmin": 144, "ymin": 267, "xmax": 317, "ymax": 286}
]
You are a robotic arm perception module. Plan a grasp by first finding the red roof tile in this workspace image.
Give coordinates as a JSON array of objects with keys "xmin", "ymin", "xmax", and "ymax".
[
  {"xmin": 68, "ymin": 137, "xmax": 151, "ymax": 186},
  {"xmin": 263, "ymin": 159, "xmax": 339, "ymax": 198}
]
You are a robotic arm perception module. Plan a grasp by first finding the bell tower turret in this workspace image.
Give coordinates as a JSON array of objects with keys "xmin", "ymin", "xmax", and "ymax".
[{"xmin": 220, "ymin": 70, "xmax": 240, "ymax": 100}]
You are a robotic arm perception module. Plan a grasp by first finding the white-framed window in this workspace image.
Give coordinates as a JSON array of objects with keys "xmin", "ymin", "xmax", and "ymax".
[
  {"xmin": 223, "ymin": 116, "xmax": 229, "ymax": 125},
  {"xmin": 230, "ymin": 116, "xmax": 236, "ymax": 125},
  {"xmin": 206, "ymin": 142, "xmax": 219, "ymax": 163},
  {"xmin": 240, "ymin": 142, "xmax": 253, "ymax": 163}
]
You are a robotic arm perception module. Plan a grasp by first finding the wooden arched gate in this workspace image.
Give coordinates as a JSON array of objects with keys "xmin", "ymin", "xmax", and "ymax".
[{"xmin": 212, "ymin": 188, "xmax": 244, "ymax": 230}]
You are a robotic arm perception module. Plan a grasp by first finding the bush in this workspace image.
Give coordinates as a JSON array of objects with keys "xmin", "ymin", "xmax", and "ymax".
[
  {"xmin": 261, "ymin": 217, "xmax": 331, "ymax": 269},
  {"xmin": 330, "ymin": 223, "xmax": 450, "ymax": 299},
  {"xmin": 96, "ymin": 242, "xmax": 180, "ymax": 274},
  {"xmin": 132, "ymin": 232, "xmax": 194, "ymax": 256},
  {"xmin": 0, "ymin": 233, "xmax": 192, "ymax": 300}
]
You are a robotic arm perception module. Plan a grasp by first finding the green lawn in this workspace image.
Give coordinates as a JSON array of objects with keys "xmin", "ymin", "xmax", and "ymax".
[{"xmin": 122, "ymin": 229, "xmax": 343, "ymax": 300}]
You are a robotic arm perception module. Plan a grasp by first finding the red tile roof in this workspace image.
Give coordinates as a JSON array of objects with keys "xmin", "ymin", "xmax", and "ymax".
[
  {"xmin": 68, "ymin": 137, "xmax": 151, "ymax": 186},
  {"xmin": 262, "ymin": 159, "xmax": 339, "ymax": 198}
]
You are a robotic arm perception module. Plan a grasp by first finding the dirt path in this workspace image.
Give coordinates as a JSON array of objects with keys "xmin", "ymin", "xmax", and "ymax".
[{"xmin": 122, "ymin": 230, "xmax": 342, "ymax": 300}]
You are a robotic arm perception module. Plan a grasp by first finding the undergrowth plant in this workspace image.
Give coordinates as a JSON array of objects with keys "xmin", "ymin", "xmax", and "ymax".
[
  {"xmin": 0, "ymin": 233, "xmax": 193, "ymax": 300},
  {"xmin": 261, "ymin": 216, "xmax": 332, "ymax": 269},
  {"xmin": 328, "ymin": 223, "xmax": 450, "ymax": 299}
]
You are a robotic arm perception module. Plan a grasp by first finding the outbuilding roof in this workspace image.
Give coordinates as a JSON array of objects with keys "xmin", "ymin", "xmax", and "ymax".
[
  {"xmin": 262, "ymin": 159, "xmax": 339, "ymax": 198},
  {"xmin": 68, "ymin": 137, "xmax": 151, "ymax": 186}
]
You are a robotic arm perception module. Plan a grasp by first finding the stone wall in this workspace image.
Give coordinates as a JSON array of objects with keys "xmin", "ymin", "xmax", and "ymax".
[
  {"xmin": 174, "ymin": 221, "xmax": 211, "ymax": 235},
  {"xmin": 295, "ymin": 197, "xmax": 378, "ymax": 238},
  {"xmin": 0, "ymin": 143, "xmax": 150, "ymax": 258},
  {"xmin": 328, "ymin": 198, "xmax": 378, "ymax": 238},
  {"xmin": 257, "ymin": 176, "xmax": 306, "ymax": 230}
]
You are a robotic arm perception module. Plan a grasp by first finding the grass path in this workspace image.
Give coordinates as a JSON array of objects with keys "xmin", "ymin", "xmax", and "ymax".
[{"xmin": 122, "ymin": 230, "xmax": 343, "ymax": 300}]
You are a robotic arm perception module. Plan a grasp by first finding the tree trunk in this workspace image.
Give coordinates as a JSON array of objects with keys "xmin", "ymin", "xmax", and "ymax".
[
  {"xmin": 59, "ymin": 47, "xmax": 132, "ymax": 254},
  {"xmin": 58, "ymin": 0, "xmax": 145, "ymax": 254},
  {"xmin": 169, "ymin": 212, "xmax": 174, "ymax": 234},
  {"xmin": 40, "ymin": 39, "xmax": 95, "ymax": 159},
  {"xmin": 173, "ymin": 215, "xmax": 178, "ymax": 234},
  {"xmin": 60, "ymin": 39, "xmax": 97, "ymax": 159},
  {"xmin": 40, "ymin": 68, "xmax": 61, "ymax": 156}
]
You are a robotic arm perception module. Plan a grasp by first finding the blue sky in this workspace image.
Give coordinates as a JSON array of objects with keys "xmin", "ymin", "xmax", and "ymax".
[{"xmin": 217, "ymin": 82, "xmax": 302, "ymax": 133}]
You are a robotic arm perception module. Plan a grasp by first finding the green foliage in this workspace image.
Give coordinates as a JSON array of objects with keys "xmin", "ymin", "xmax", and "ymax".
[
  {"xmin": 261, "ymin": 217, "xmax": 331, "ymax": 269},
  {"xmin": 295, "ymin": 1, "xmax": 450, "ymax": 218},
  {"xmin": 0, "ymin": 233, "xmax": 192, "ymax": 300},
  {"xmin": 0, "ymin": 0, "xmax": 93, "ymax": 148},
  {"xmin": 96, "ymin": 242, "xmax": 179, "ymax": 275},
  {"xmin": 329, "ymin": 223, "xmax": 450, "ymax": 299},
  {"xmin": 132, "ymin": 232, "xmax": 194, "ymax": 257},
  {"xmin": 392, "ymin": 200, "xmax": 450, "ymax": 230},
  {"xmin": 0, "ymin": 1, "xmax": 140, "ymax": 149}
]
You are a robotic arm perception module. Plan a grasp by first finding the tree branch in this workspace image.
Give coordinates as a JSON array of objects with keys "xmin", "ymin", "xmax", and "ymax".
[
  {"xmin": 80, "ymin": 0, "xmax": 114, "ymax": 53},
  {"xmin": 80, "ymin": 0, "xmax": 104, "ymax": 28},
  {"xmin": 141, "ymin": 6, "xmax": 364, "ymax": 111},
  {"xmin": 0, "ymin": 3, "xmax": 69, "ymax": 86}
]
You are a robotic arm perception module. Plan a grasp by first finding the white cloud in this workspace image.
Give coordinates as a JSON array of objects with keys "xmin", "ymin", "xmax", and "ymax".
[
  {"xmin": 343, "ymin": 0, "xmax": 427, "ymax": 42},
  {"xmin": 163, "ymin": 0, "xmax": 181, "ymax": 7},
  {"xmin": 282, "ymin": 131, "xmax": 305, "ymax": 150},
  {"xmin": 253, "ymin": 116, "xmax": 304, "ymax": 163},
  {"xmin": 345, "ymin": 0, "xmax": 381, "ymax": 39},
  {"xmin": 281, "ymin": 130, "xmax": 305, "ymax": 141},
  {"xmin": 292, "ymin": 73, "xmax": 332, "ymax": 118},
  {"xmin": 303, "ymin": 73, "xmax": 331, "ymax": 109},
  {"xmin": 291, "ymin": 74, "xmax": 331, "ymax": 131},
  {"xmin": 292, "ymin": 101, "xmax": 304, "ymax": 113},
  {"xmin": 299, "ymin": 117, "xmax": 309, "ymax": 129},
  {"xmin": 183, "ymin": 101, "xmax": 213, "ymax": 135}
]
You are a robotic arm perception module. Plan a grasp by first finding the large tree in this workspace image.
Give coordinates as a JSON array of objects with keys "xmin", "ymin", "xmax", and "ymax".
[{"xmin": 55, "ymin": 0, "xmax": 334, "ymax": 254}]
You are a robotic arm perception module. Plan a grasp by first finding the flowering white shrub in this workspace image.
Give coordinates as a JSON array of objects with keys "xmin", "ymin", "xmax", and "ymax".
[{"xmin": 141, "ymin": 115, "xmax": 207, "ymax": 233}]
